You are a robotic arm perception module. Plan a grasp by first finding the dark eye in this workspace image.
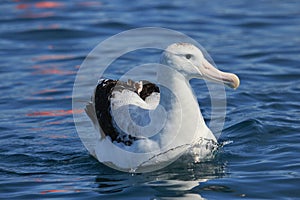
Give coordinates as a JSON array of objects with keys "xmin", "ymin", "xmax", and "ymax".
[{"xmin": 185, "ymin": 54, "xmax": 192, "ymax": 59}]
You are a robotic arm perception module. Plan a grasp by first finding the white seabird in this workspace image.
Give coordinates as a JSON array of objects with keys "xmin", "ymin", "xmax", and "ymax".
[{"xmin": 85, "ymin": 43, "xmax": 240, "ymax": 172}]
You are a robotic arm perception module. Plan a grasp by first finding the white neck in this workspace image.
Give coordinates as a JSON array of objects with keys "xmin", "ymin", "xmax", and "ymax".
[
  {"xmin": 154, "ymin": 66, "xmax": 211, "ymax": 147},
  {"xmin": 157, "ymin": 66, "xmax": 195, "ymax": 107}
]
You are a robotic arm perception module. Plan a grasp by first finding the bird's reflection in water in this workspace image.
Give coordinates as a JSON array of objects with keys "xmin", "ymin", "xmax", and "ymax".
[{"xmin": 94, "ymin": 153, "xmax": 227, "ymax": 199}]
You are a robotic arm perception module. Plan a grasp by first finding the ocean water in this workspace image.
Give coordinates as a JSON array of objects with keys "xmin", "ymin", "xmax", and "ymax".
[{"xmin": 1, "ymin": 0, "xmax": 300, "ymax": 199}]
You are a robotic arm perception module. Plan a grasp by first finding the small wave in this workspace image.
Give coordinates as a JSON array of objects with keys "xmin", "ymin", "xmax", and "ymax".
[
  {"xmin": 2, "ymin": 28, "xmax": 97, "ymax": 41},
  {"xmin": 224, "ymin": 118, "xmax": 264, "ymax": 138},
  {"xmin": 93, "ymin": 21, "xmax": 134, "ymax": 30}
]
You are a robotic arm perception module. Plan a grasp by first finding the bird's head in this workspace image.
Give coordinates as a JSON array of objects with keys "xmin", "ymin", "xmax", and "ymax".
[{"xmin": 160, "ymin": 43, "xmax": 240, "ymax": 89}]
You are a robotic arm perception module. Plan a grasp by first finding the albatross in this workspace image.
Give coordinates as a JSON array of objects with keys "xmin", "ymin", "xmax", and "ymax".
[{"xmin": 85, "ymin": 43, "xmax": 240, "ymax": 172}]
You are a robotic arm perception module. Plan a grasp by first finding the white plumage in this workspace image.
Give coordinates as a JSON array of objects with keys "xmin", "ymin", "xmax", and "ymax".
[{"xmin": 85, "ymin": 43, "xmax": 240, "ymax": 172}]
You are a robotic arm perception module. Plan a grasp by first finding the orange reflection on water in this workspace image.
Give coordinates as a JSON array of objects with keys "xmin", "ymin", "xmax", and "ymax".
[
  {"xmin": 16, "ymin": 3, "xmax": 29, "ymax": 9},
  {"xmin": 23, "ymin": 12, "xmax": 54, "ymax": 19},
  {"xmin": 34, "ymin": 88, "xmax": 58, "ymax": 95},
  {"xmin": 27, "ymin": 109, "xmax": 83, "ymax": 117},
  {"xmin": 40, "ymin": 189, "xmax": 81, "ymax": 194},
  {"xmin": 35, "ymin": 1, "xmax": 63, "ymax": 9},
  {"xmin": 14, "ymin": 0, "xmax": 65, "ymax": 19},
  {"xmin": 33, "ymin": 54, "xmax": 74, "ymax": 61},
  {"xmin": 32, "ymin": 64, "xmax": 76, "ymax": 75},
  {"xmin": 40, "ymin": 189, "xmax": 69, "ymax": 194},
  {"xmin": 47, "ymin": 120, "xmax": 65, "ymax": 125},
  {"xmin": 32, "ymin": 55, "xmax": 76, "ymax": 75},
  {"xmin": 36, "ymin": 68, "xmax": 75, "ymax": 75},
  {"xmin": 15, "ymin": 1, "xmax": 64, "ymax": 9}
]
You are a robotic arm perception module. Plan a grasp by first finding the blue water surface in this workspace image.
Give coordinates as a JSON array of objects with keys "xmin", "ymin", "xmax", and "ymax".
[{"xmin": 1, "ymin": 0, "xmax": 300, "ymax": 199}]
